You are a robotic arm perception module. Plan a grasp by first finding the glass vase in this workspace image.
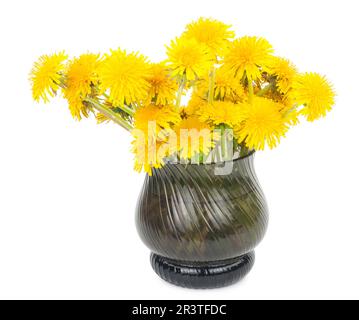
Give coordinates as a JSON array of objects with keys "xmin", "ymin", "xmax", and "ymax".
[{"xmin": 135, "ymin": 152, "xmax": 268, "ymax": 288}]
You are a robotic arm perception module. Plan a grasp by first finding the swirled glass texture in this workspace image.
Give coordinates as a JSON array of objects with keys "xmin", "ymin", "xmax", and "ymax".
[{"xmin": 136, "ymin": 152, "xmax": 268, "ymax": 262}]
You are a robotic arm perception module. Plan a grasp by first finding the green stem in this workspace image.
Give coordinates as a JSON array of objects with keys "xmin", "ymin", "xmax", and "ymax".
[
  {"xmin": 58, "ymin": 78, "xmax": 134, "ymax": 128},
  {"xmin": 256, "ymin": 82, "xmax": 274, "ymax": 97},
  {"xmin": 214, "ymin": 143, "xmax": 222, "ymax": 163},
  {"xmin": 248, "ymin": 75, "xmax": 254, "ymax": 104},
  {"xmin": 220, "ymin": 124, "xmax": 227, "ymax": 160},
  {"xmin": 198, "ymin": 152, "xmax": 204, "ymax": 164},
  {"xmin": 240, "ymin": 142, "xmax": 248, "ymax": 158},
  {"xmin": 176, "ymin": 77, "xmax": 186, "ymax": 108},
  {"xmin": 84, "ymin": 98, "xmax": 133, "ymax": 132},
  {"xmin": 116, "ymin": 103, "xmax": 134, "ymax": 116},
  {"xmin": 102, "ymin": 93, "xmax": 134, "ymax": 116},
  {"xmin": 208, "ymin": 66, "xmax": 216, "ymax": 104}
]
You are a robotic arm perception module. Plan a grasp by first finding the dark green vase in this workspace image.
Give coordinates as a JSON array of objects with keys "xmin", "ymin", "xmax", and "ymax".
[{"xmin": 135, "ymin": 152, "xmax": 269, "ymax": 288}]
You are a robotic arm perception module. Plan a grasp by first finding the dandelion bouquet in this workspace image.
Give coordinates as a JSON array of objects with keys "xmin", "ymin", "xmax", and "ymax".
[
  {"xmin": 29, "ymin": 18, "xmax": 337, "ymax": 288},
  {"xmin": 30, "ymin": 18, "xmax": 335, "ymax": 175}
]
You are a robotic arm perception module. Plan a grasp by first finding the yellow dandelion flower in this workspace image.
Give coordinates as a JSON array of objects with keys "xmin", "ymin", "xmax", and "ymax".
[
  {"xmin": 236, "ymin": 97, "xmax": 288, "ymax": 150},
  {"xmin": 200, "ymin": 67, "xmax": 246, "ymax": 102},
  {"xmin": 132, "ymin": 104, "xmax": 180, "ymax": 175},
  {"xmin": 66, "ymin": 96, "xmax": 91, "ymax": 120},
  {"xmin": 223, "ymin": 36, "xmax": 273, "ymax": 80},
  {"xmin": 185, "ymin": 91, "xmax": 207, "ymax": 116},
  {"xmin": 292, "ymin": 73, "xmax": 335, "ymax": 121},
  {"xmin": 146, "ymin": 63, "xmax": 177, "ymax": 105},
  {"xmin": 200, "ymin": 100, "xmax": 242, "ymax": 127},
  {"xmin": 133, "ymin": 103, "xmax": 181, "ymax": 138},
  {"xmin": 64, "ymin": 54, "xmax": 101, "ymax": 97},
  {"xmin": 265, "ymin": 57, "xmax": 297, "ymax": 94},
  {"xmin": 183, "ymin": 17, "xmax": 235, "ymax": 58},
  {"xmin": 99, "ymin": 48, "xmax": 150, "ymax": 106},
  {"xmin": 30, "ymin": 52, "xmax": 68, "ymax": 103},
  {"xmin": 132, "ymin": 138, "xmax": 167, "ymax": 175},
  {"xmin": 174, "ymin": 116, "xmax": 214, "ymax": 159},
  {"xmin": 166, "ymin": 37, "xmax": 213, "ymax": 81},
  {"xmin": 63, "ymin": 53, "xmax": 102, "ymax": 120},
  {"xmin": 214, "ymin": 69, "xmax": 246, "ymax": 101}
]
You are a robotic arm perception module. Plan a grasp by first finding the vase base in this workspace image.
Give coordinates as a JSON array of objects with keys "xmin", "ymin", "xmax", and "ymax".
[{"xmin": 150, "ymin": 251, "xmax": 255, "ymax": 289}]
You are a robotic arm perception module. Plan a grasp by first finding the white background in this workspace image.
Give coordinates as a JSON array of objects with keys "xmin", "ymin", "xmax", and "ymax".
[{"xmin": 0, "ymin": 0, "xmax": 358, "ymax": 300}]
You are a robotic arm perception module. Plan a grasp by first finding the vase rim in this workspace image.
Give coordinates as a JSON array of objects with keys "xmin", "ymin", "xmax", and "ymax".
[{"xmin": 164, "ymin": 150, "xmax": 255, "ymax": 167}]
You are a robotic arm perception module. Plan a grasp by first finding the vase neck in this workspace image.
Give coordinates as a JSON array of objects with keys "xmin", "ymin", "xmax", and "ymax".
[{"xmin": 152, "ymin": 152, "xmax": 255, "ymax": 181}]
